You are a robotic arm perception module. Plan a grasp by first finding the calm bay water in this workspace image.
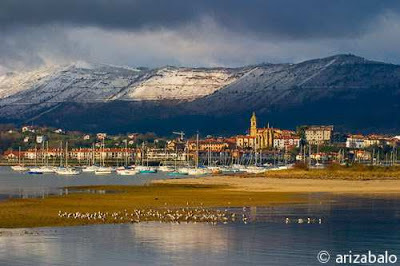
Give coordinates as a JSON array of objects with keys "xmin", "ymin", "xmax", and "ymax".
[
  {"xmin": 1, "ymin": 167, "xmax": 400, "ymax": 265},
  {"xmin": 0, "ymin": 166, "xmax": 171, "ymax": 198}
]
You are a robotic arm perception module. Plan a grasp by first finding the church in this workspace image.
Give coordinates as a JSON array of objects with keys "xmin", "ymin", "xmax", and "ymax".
[
  {"xmin": 249, "ymin": 112, "xmax": 276, "ymax": 149},
  {"xmin": 235, "ymin": 112, "xmax": 284, "ymax": 150}
]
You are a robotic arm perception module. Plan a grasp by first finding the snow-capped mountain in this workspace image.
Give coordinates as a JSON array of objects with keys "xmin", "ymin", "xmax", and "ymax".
[
  {"xmin": 0, "ymin": 54, "xmax": 399, "ymax": 134},
  {"xmin": 0, "ymin": 63, "xmax": 246, "ymax": 118},
  {"xmin": 118, "ymin": 67, "xmax": 244, "ymax": 101},
  {"xmin": 189, "ymin": 54, "xmax": 399, "ymax": 113}
]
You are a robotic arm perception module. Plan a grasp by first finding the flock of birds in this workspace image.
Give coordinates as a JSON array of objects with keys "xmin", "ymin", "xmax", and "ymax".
[
  {"xmin": 58, "ymin": 207, "xmax": 324, "ymax": 225},
  {"xmin": 285, "ymin": 217, "xmax": 323, "ymax": 224},
  {"xmin": 58, "ymin": 207, "xmax": 238, "ymax": 225}
]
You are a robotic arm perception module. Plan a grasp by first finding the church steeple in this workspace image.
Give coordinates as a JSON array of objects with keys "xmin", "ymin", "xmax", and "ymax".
[{"xmin": 250, "ymin": 112, "xmax": 257, "ymax": 136}]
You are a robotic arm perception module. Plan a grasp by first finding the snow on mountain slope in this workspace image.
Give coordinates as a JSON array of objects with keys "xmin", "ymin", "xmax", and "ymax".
[
  {"xmin": 0, "ymin": 63, "xmax": 245, "ymax": 118},
  {"xmin": 184, "ymin": 55, "xmax": 400, "ymax": 114},
  {"xmin": 3, "ymin": 54, "xmax": 398, "ymax": 122},
  {"xmin": 188, "ymin": 54, "xmax": 395, "ymax": 113},
  {"xmin": 0, "ymin": 64, "xmax": 244, "ymax": 104},
  {"xmin": 123, "ymin": 67, "xmax": 243, "ymax": 101},
  {"xmin": 0, "ymin": 63, "xmax": 150, "ymax": 118},
  {"xmin": 0, "ymin": 65, "xmax": 59, "ymax": 99}
]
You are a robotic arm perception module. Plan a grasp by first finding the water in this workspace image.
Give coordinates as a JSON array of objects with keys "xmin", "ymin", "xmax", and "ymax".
[
  {"xmin": 1, "ymin": 197, "xmax": 400, "ymax": 265},
  {"xmin": 0, "ymin": 166, "xmax": 172, "ymax": 199},
  {"xmin": 1, "ymin": 167, "xmax": 400, "ymax": 265}
]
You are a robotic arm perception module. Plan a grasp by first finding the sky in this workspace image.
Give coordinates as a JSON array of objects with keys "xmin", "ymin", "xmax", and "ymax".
[{"xmin": 1, "ymin": 0, "xmax": 400, "ymax": 71}]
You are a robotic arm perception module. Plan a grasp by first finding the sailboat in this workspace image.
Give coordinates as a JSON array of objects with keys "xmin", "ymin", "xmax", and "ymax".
[
  {"xmin": 95, "ymin": 139, "xmax": 113, "ymax": 175},
  {"xmin": 38, "ymin": 141, "xmax": 56, "ymax": 173},
  {"xmin": 55, "ymin": 142, "xmax": 80, "ymax": 175},
  {"xmin": 11, "ymin": 147, "xmax": 29, "ymax": 171},
  {"xmin": 29, "ymin": 145, "xmax": 44, "ymax": 174},
  {"xmin": 29, "ymin": 142, "xmax": 56, "ymax": 173},
  {"xmin": 137, "ymin": 143, "xmax": 157, "ymax": 174},
  {"xmin": 82, "ymin": 165, "xmax": 100, "ymax": 172},
  {"xmin": 184, "ymin": 133, "xmax": 211, "ymax": 176},
  {"xmin": 238, "ymin": 142, "xmax": 267, "ymax": 174},
  {"xmin": 117, "ymin": 168, "xmax": 138, "ymax": 175},
  {"xmin": 168, "ymin": 147, "xmax": 188, "ymax": 176},
  {"xmin": 158, "ymin": 147, "xmax": 174, "ymax": 172},
  {"xmin": 117, "ymin": 140, "xmax": 138, "ymax": 175},
  {"xmin": 205, "ymin": 144, "xmax": 222, "ymax": 174},
  {"xmin": 82, "ymin": 144, "xmax": 100, "ymax": 172}
]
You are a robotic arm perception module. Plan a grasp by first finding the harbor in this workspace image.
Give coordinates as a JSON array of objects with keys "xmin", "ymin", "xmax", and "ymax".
[
  {"xmin": 2, "ymin": 1, "xmax": 400, "ymax": 265},
  {"xmin": 2, "ymin": 113, "xmax": 399, "ymax": 177}
]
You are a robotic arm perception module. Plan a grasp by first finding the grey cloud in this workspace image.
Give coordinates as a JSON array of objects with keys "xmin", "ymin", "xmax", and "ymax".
[
  {"xmin": 1, "ymin": 0, "xmax": 400, "ymax": 40},
  {"xmin": 2, "ymin": 1, "xmax": 400, "ymax": 70},
  {"xmin": 0, "ymin": 26, "xmax": 89, "ymax": 70}
]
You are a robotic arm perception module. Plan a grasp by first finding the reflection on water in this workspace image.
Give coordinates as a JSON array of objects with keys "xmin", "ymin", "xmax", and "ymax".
[
  {"xmin": 1, "ymin": 197, "xmax": 400, "ymax": 265},
  {"xmin": 130, "ymin": 223, "xmax": 229, "ymax": 253},
  {"xmin": 0, "ymin": 166, "xmax": 172, "ymax": 198}
]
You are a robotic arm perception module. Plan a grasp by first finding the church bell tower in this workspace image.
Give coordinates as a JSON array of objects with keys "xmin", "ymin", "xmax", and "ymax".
[{"xmin": 250, "ymin": 112, "xmax": 257, "ymax": 137}]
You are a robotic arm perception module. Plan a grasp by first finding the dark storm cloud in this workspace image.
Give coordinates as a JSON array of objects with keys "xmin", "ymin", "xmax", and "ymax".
[
  {"xmin": 1, "ymin": 0, "xmax": 399, "ymax": 40},
  {"xmin": 2, "ymin": 0, "xmax": 400, "ymax": 71}
]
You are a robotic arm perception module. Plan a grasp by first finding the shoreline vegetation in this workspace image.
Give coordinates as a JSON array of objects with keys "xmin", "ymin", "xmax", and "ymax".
[
  {"xmin": 263, "ymin": 164, "xmax": 400, "ymax": 180},
  {"xmin": 2, "ymin": 166, "xmax": 400, "ymax": 228}
]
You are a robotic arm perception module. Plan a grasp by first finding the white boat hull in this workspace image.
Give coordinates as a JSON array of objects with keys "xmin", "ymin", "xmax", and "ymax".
[
  {"xmin": 95, "ymin": 167, "xmax": 113, "ymax": 175},
  {"xmin": 55, "ymin": 168, "xmax": 80, "ymax": 175},
  {"xmin": 241, "ymin": 167, "xmax": 267, "ymax": 174},
  {"xmin": 117, "ymin": 169, "xmax": 139, "ymax": 175},
  {"xmin": 158, "ymin": 166, "xmax": 174, "ymax": 172},
  {"xmin": 186, "ymin": 168, "xmax": 211, "ymax": 175},
  {"xmin": 29, "ymin": 167, "xmax": 45, "ymax": 173},
  {"xmin": 39, "ymin": 167, "xmax": 56, "ymax": 173},
  {"xmin": 82, "ymin": 166, "xmax": 100, "ymax": 172},
  {"xmin": 11, "ymin": 165, "xmax": 29, "ymax": 171}
]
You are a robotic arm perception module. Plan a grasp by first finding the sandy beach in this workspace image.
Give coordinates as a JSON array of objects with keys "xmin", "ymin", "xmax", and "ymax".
[{"xmin": 155, "ymin": 175, "xmax": 400, "ymax": 194}]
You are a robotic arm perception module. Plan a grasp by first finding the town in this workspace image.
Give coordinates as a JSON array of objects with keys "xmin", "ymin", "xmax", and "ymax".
[{"xmin": 1, "ymin": 112, "xmax": 399, "ymax": 175}]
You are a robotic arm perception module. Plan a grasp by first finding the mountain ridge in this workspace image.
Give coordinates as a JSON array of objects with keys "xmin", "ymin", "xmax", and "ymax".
[{"xmin": 0, "ymin": 54, "xmax": 399, "ymax": 135}]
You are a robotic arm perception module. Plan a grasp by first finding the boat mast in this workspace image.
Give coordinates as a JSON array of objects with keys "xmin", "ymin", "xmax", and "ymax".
[
  {"xmin": 125, "ymin": 140, "xmax": 128, "ymax": 167},
  {"xmin": 146, "ymin": 145, "xmax": 149, "ymax": 167},
  {"xmin": 41, "ymin": 141, "xmax": 45, "ymax": 166},
  {"xmin": 46, "ymin": 141, "xmax": 49, "ymax": 166},
  {"xmin": 92, "ymin": 143, "xmax": 95, "ymax": 166},
  {"xmin": 175, "ymin": 146, "xmax": 178, "ymax": 170},
  {"xmin": 65, "ymin": 141, "xmax": 68, "ymax": 168},
  {"xmin": 18, "ymin": 146, "xmax": 21, "ymax": 165},
  {"xmin": 34, "ymin": 144, "xmax": 37, "ymax": 167},
  {"xmin": 208, "ymin": 144, "xmax": 211, "ymax": 166},
  {"xmin": 102, "ymin": 138, "xmax": 105, "ymax": 167},
  {"xmin": 59, "ymin": 141, "xmax": 63, "ymax": 167},
  {"xmin": 196, "ymin": 133, "xmax": 199, "ymax": 169}
]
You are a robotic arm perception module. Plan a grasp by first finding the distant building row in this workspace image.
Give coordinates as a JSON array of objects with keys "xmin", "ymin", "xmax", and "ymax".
[
  {"xmin": 346, "ymin": 134, "xmax": 400, "ymax": 148},
  {"xmin": 235, "ymin": 112, "xmax": 333, "ymax": 150}
]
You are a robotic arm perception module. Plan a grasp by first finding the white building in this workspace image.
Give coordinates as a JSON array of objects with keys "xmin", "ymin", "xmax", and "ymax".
[
  {"xmin": 304, "ymin": 125, "xmax": 333, "ymax": 145},
  {"xmin": 346, "ymin": 135, "xmax": 365, "ymax": 149},
  {"xmin": 273, "ymin": 136, "xmax": 300, "ymax": 150}
]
